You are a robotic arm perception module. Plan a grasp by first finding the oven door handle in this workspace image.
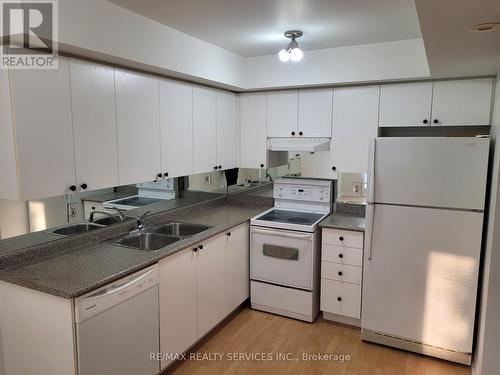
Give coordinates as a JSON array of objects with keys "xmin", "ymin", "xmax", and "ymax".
[{"xmin": 251, "ymin": 227, "xmax": 314, "ymax": 240}]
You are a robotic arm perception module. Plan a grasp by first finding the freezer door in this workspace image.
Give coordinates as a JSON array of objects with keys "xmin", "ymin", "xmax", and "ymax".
[
  {"xmin": 362, "ymin": 204, "xmax": 483, "ymax": 353},
  {"xmin": 372, "ymin": 137, "xmax": 489, "ymax": 210}
]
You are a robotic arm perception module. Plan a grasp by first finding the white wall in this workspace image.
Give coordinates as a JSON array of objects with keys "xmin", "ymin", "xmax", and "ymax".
[
  {"xmin": 26, "ymin": 0, "xmax": 431, "ymax": 90},
  {"xmin": 474, "ymin": 76, "xmax": 500, "ymax": 375},
  {"xmin": 242, "ymin": 39, "xmax": 430, "ymax": 90}
]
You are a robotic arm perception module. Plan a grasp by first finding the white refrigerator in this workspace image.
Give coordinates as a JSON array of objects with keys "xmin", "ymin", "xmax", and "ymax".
[{"xmin": 361, "ymin": 137, "xmax": 490, "ymax": 365}]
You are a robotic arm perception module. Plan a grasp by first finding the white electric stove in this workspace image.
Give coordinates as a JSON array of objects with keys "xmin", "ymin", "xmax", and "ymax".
[{"xmin": 250, "ymin": 178, "xmax": 333, "ymax": 322}]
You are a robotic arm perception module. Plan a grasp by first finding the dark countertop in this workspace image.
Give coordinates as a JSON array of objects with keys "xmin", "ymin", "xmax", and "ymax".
[
  {"xmin": 0, "ymin": 201, "xmax": 270, "ymax": 299},
  {"xmin": 319, "ymin": 212, "xmax": 366, "ymax": 232}
]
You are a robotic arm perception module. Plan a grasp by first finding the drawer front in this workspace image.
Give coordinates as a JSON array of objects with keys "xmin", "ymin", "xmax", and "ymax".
[
  {"xmin": 320, "ymin": 279, "xmax": 361, "ymax": 319},
  {"xmin": 322, "ymin": 228, "xmax": 363, "ymax": 249},
  {"xmin": 321, "ymin": 262, "xmax": 362, "ymax": 285},
  {"xmin": 322, "ymin": 243, "xmax": 363, "ymax": 267}
]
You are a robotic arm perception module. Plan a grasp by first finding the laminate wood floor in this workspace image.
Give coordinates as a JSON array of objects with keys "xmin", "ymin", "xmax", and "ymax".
[{"xmin": 168, "ymin": 307, "xmax": 470, "ymax": 375}]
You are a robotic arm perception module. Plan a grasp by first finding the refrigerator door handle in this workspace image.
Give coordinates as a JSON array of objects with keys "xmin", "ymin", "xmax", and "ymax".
[
  {"xmin": 365, "ymin": 202, "xmax": 375, "ymax": 260},
  {"xmin": 367, "ymin": 138, "xmax": 376, "ymax": 203}
]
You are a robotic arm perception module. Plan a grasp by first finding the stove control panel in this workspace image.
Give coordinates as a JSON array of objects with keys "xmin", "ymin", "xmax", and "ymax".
[{"xmin": 274, "ymin": 179, "xmax": 331, "ymax": 203}]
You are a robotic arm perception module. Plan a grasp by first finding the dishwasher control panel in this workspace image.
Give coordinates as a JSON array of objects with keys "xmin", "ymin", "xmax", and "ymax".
[{"xmin": 75, "ymin": 265, "xmax": 159, "ymax": 323}]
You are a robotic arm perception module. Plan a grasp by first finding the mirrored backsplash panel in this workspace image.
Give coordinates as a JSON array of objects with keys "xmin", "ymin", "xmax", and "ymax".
[{"xmin": 337, "ymin": 172, "xmax": 368, "ymax": 205}]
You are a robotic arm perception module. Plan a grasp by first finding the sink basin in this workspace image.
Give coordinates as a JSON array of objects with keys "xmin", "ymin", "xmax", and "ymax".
[
  {"xmin": 113, "ymin": 233, "xmax": 180, "ymax": 251},
  {"xmin": 149, "ymin": 222, "xmax": 212, "ymax": 238},
  {"xmin": 92, "ymin": 216, "xmax": 123, "ymax": 226},
  {"xmin": 52, "ymin": 223, "xmax": 102, "ymax": 236}
]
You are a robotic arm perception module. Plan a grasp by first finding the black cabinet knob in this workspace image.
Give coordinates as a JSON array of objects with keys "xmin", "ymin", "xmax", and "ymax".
[
  {"xmin": 213, "ymin": 166, "xmax": 218, "ymax": 170},
  {"xmin": 198, "ymin": 244, "xmax": 204, "ymax": 250},
  {"xmin": 299, "ymin": 131, "xmax": 303, "ymax": 136},
  {"xmin": 339, "ymin": 236, "xmax": 344, "ymax": 241},
  {"xmin": 260, "ymin": 164, "xmax": 264, "ymax": 168},
  {"xmin": 218, "ymin": 165, "xmax": 222, "ymax": 170},
  {"xmin": 423, "ymin": 119, "xmax": 428, "ymax": 124},
  {"xmin": 69, "ymin": 185, "xmax": 77, "ymax": 192},
  {"xmin": 291, "ymin": 131, "xmax": 295, "ymax": 136},
  {"xmin": 226, "ymin": 232, "xmax": 231, "ymax": 236},
  {"xmin": 81, "ymin": 183, "xmax": 88, "ymax": 190},
  {"xmin": 433, "ymin": 119, "xmax": 439, "ymax": 124},
  {"xmin": 163, "ymin": 172, "xmax": 169, "ymax": 177},
  {"xmin": 338, "ymin": 253, "xmax": 344, "ymax": 259},
  {"xmin": 332, "ymin": 166, "xmax": 336, "ymax": 171},
  {"xmin": 192, "ymin": 247, "xmax": 198, "ymax": 252},
  {"xmin": 157, "ymin": 173, "xmax": 162, "ymax": 178},
  {"xmin": 338, "ymin": 271, "xmax": 343, "ymax": 276},
  {"xmin": 337, "ymin": 297, "xmax": 342, "ymax": 302}
]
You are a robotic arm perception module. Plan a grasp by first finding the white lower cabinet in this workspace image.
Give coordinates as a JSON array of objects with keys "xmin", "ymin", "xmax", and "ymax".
[
  {"xmin": 158, "ymin": 247, "xmax": 198, "ymax": 369},
  {"xmin": 158, "ymin": 222, "xmax": 249, "ymax": 370},
  {"xmin": 320, "ymin": 228, "xmax": 364, "ymax": 324}
]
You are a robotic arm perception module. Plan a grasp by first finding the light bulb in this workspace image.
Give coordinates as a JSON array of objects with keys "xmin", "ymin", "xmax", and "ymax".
[
  {"xmin": 278, "ymin": 49, "xmax": 290, "ymax": 62},
  {"xmin": 290, "ymin": 47, "xmax": 303, "ymax": 62}
]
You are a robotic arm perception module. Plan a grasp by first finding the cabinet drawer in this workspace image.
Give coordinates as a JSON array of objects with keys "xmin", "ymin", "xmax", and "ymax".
[
  {"xmin": 321, "ymin": 262, "xmax": 362, "ymax": 285},
  {"xmin": 320, "ymin": 279, "xmax": 361, "ymax": 319},
  {"xmin": 322, "ymin": 243, "xmax": 362, "ymax": 267},
  {"xmin": 322, "ymin": 228, "xmax": 363, "ymax": 248}
]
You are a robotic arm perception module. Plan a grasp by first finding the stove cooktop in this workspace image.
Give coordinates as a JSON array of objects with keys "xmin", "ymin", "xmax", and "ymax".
[{"xmin": 256, "ymin": 209, "xmax": 325, "ymax": 226}]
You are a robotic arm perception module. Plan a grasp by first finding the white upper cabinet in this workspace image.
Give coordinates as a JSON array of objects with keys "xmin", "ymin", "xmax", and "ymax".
[
  {"xmin": 69, "ymin": 59, "xmax": 118, "ymax": 192},
  {"xmin": 267, "ymin": 90, "xmax": 299, "ymax": 137},
  {"xmin": 0, "ymin": 70, "xmax": 18, "ymax": 200},
  {"xmin": 193, "ymin": 86, "xmax": 217, "ymax": 174},
  {"xmin": 10, "ymin": 57, "xmax": 76, "ymax": 200},
  {"xmin": 298, "ymin": 88, "xmax": 333, "ymax": 137},
  {"xmin": 115, "ymin": 69, "xmax": 161, "ymax": 185},
  {"xmin": 239, "ymin": 93, "xmax": 268, "ymax": 169},
  {"xmin": 431, "ymin": 78, "xmax": 493, "ymax": 126},
  {"xmin": 159, "ymin": 79, "xmax": 194, "ymax": 178},
  {"xmin": 216, "ymin": 90, "xmax": 238, "ymax": 170},
  {"xmin": 379, "ymin": 82, "xmax": 433, "ymax": 127},
  {"xmin": 332, "ymin": 86, "xmax": 380, "ymax": 173}
]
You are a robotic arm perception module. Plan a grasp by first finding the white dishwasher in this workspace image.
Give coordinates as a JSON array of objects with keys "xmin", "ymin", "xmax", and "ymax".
[{"xmin": 75, "ymin": 265, "xmax": 160, "ymax": 375}]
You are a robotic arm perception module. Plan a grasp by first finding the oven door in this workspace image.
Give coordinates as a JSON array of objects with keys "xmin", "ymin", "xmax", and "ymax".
[{"xmin": 250, "ymin": 226, "xmax": 315, "ymax": 290}]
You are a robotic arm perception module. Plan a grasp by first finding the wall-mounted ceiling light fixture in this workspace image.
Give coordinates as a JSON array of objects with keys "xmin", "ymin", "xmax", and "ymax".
[{"xmin": 278, "ymin": 30, "xmax": 304, "ymax": 62}]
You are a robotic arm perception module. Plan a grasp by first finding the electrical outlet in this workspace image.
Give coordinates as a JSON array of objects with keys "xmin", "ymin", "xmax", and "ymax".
[
  {"xmin": 352, "ymin": 182, "xmax": 362, "ymax": 196},
  {"xmin": 67, "ymin": 203, "xmax": 78, "ymax": 223},
  {"xmin": 204, "ymin": 174, "xmax": 212, "ymax": 185}
]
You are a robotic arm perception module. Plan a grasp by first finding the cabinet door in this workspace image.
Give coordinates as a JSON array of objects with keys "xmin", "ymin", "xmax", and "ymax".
[
  {"xmin": 216, "ymin": 91, "xmax": 238, "ymax": 170},
  {"xmin": 239, "ymin": 93, "xmax": 267, "ymax": 169},
  {"xmin": 10, "ymin": 57, "xmax": 76, "ymax": 200},
  {"xmin": 159, "ymin": 248, "xmax": 197, "ymax": 370},
  {"xmin": 197, "ymin": 233, "xmax": 228, "ymax": 338},
  {"xmin": 69, "ymin": 59, "xmax": 118, "ymax": 191},
  {"xmin": 159, "ymin": 79, "xmax": 193, "ymax": 177},
  {"xmin": 331, "ymin": 86, "xmax": 379, "ymax": 173},
  {"xmin": 267, "ymin": 90, "xmax": 298, "ymax": 137},
  {"xmin": 298, "ymin": 88, "xmax": 333, "ymax": 137},
  {"xmin": 115, "ymin": 69, "xmax": 161, "ymax": 185},
  {"xmin": 193, "ymin": 86, "xmax": 217, "ymax": 174},
  {"xmin": 379, "ymin": 82, "xmax": 433, "ymax": 127},
  {"xmin": 431, "ymin": 78, "xmax": 493, "ymax": 126},
  {"xmin": 0, "ymin": 70, "xmax": 18, "ymax": 200},
  {"xmin": 226, "ymin": 222, "xmax": 250, "ymax": 311}
]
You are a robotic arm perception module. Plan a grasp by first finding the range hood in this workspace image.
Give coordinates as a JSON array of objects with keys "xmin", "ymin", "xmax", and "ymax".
[{"xmin": 268, "ymin": 138, "xmax": 330, "ymax": 152}]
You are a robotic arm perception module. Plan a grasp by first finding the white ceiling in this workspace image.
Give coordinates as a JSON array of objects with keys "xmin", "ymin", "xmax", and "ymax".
[
  {"xmin": 107, "ymin": 0, "xmax": 422, "ymax": 57},
  {"xmin": 415, "ymin": 0, "xmax": 500, "ymax": 77}
]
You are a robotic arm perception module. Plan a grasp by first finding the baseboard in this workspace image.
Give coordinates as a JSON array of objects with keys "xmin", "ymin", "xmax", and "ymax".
[
  {"xmin": 322, "ymin": 312, "xmax": 360, "ymax": 327},
  {"xmin": 361, "ymin": 329, "xmax": 472, "ymax": 365}
]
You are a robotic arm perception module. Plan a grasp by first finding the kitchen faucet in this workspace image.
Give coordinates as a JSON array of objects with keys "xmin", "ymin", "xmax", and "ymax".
[
  {"xmin": 88, "ymin": 207, "xmax": 127, "ymax": 223},
  {"xmin": 136, "ymin": 211, "xmax": 151, "ymax": 231}
]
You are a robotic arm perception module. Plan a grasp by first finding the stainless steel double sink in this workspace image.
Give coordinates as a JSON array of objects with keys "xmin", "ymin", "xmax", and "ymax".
[{"xmin": 112, "ymin": 222, "xmax": 212, "ymax": 251}]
